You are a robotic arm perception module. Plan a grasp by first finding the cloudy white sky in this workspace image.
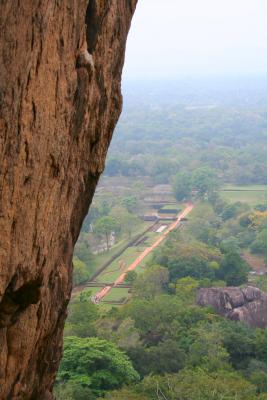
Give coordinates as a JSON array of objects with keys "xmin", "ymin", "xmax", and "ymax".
[{"xmin": 123, "ymin": 0, "xmax": 267, "ymax": 79}]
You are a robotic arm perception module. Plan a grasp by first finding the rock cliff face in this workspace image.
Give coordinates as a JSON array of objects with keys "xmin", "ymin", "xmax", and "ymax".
[
  {"xmin": 197, "ymin": 286, "xmax": 267, "ymax": 328},
  {"xmin": 0, "ymin": 1, "xmax": 137, "ymax": 398}
]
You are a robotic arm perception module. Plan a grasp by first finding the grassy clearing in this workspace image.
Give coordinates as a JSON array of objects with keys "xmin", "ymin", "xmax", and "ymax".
[
  {"xmin": 72, "ymin": 286, "xmax": 100, "ymax": 299},
  {"xmin": 161, "ymin": 204, "xmax": 181, "ymax": 211},
  {"xmin": 83, "ymin": 287, "xmax": 100, "ymax": 296},
  {"xmin": 221, "ymin": 190, "xmax": 267, "ymax": 206},
  {"xmin": 97, "ymin": 247, "xmax": 141, "ymax": 283},
  {"xmin": 222, "ymin": 185, "xmax": 267, "ymax": 191},
  {"xmin": 135, "ymin": 252, "xmax": 154, "ymax": 272},
  {"xmin": 220, "ymin": 186, "xmax": 267, "ymax": 206},
  {"xmin": 104, "ymin": 288, "xmax": 130, "ymax": 302}
]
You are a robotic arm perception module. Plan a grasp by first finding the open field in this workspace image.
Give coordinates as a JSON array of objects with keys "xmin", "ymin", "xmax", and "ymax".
[
  {"xmin": 222, "ymin": 185, "xmax": 267, "ymax": 191},
  {"xmin": 160, "ymin": 204, "xmax": 181, "ymax": 211},
  {"xmin": 96, "ymin": 247, "xmax": 143, "ymax": 283},
  {"xmin": 103, "ymin": 288, "xmax": 130, "ymax": 302},
  {"xmin": 220, "ymin": 185, "xmax": 267, "ymax": 205}
]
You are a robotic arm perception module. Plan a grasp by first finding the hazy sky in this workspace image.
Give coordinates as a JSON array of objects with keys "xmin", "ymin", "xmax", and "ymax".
[{"xmin": 123, "ymin": 0, "xmax": 267, "ymax": 79}]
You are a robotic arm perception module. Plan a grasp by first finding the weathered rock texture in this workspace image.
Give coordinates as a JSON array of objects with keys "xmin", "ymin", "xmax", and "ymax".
[
  {"xmin": 197, "ymin": 286, "xmax": 267, "ymax": 328},
  {"xmin": 0, "ymin": 1, "xmax": 137, "ymax": 398}
]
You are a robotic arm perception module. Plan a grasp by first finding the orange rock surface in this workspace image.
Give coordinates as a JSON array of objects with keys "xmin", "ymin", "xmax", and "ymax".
[{"xmin": 0, "ymin": 1, "xmax": 137, "ymax": 398}]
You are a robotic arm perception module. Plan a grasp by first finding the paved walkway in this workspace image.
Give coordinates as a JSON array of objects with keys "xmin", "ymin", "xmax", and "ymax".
[{"xmin": 93, "ymin": 203, "xmax": 194, "ymax": 302}]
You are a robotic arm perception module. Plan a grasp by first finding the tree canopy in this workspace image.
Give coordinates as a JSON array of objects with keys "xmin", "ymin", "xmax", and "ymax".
[{"xmin": 57, "ymin": 337, "xmax": 139, "ymax": 397}]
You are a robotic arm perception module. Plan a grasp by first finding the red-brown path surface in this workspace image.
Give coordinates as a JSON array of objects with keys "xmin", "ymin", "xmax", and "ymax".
[{"xmin": 93, "ymin": 203, "xmax": 194, "ymax": 302}]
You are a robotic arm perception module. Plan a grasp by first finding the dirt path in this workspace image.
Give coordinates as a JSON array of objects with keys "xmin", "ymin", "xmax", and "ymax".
[
  {"xmin": 71, "ymin": 221, "xmax": 159, "ymax": 297},
  {"xmin": 242, "ymin": 251, "xmax": 267, "ymax": 275},
  {"xmin": 93, "ymin": 203, "xmax": 194, "ymax": 302}
]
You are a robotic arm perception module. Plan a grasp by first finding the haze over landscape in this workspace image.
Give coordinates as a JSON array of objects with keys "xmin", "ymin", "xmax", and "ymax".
[{"xmin": 124, "ymin": 0, "xmax": 267, "ymax": 79}]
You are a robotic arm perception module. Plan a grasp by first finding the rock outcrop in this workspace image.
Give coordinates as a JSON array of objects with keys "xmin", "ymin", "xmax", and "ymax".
[
  {"xmin": 0, "ymin": 1, "xmax": 137, "ymax": 398},
  {"xmin": 197, "ymin": 286, "xmax": 267, "ymax": 328}
]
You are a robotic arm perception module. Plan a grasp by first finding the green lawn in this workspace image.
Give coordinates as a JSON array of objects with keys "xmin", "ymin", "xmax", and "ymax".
[
  {"xmin": 97, "ymin": 246, "xmax": 142, "ymax": 283},
  {"xmin": 135, "ymin": 252, "xmax": 154, "ymax": 272},
  {"xmin": 161, "ymin": 204, "xmax": 181, "ymax": 211},
  {"xmin": 222, "ymin": 184, "xmax": 267, "ymax": 191},
  {"xmin": 103, "ymin": 288, "xmax": 130, "ymax": 302},
  {"xmin": 220, "ymin": 185, "xmax": 267, "ymax": 205},
  {"xmin": 72, "ymin": 286, "xmax": 101, "ymax": 299},
  {"xmin": 83, "ymin": 287, "xmax": 101, "ymax": 296}
]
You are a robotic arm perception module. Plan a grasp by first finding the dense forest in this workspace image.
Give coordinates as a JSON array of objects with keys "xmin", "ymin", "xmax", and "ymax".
[
  {"xmin": 107, "ymin": 78, "xmax": 267, "ymax": 185},
  {"xmin": 56, "ymin": 78, "xmax": 267, "ymax": 399},
  {"xmin": 56, "ymin": 198, "xmax": 267, "ymax": 399}
]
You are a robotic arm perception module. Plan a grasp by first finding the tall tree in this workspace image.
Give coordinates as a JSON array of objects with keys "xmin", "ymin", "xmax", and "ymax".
[
  {"xmin": 57, "ymin": 337, "xmax": 139, "ymax": 397},
  {"xmin": 192, "ymin": 167, "xmax": 219, "ymax": 198},
  {"xmin": 94, "ymin": 216, "xmax": 119, "ymax": 250},
  {"xmin": 217, "ymin": 251, "xmax": 249, "ymax": 286},
  {"xmin": 173, "ymin": 172, "xmax": 192, "ymax": 201}
]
